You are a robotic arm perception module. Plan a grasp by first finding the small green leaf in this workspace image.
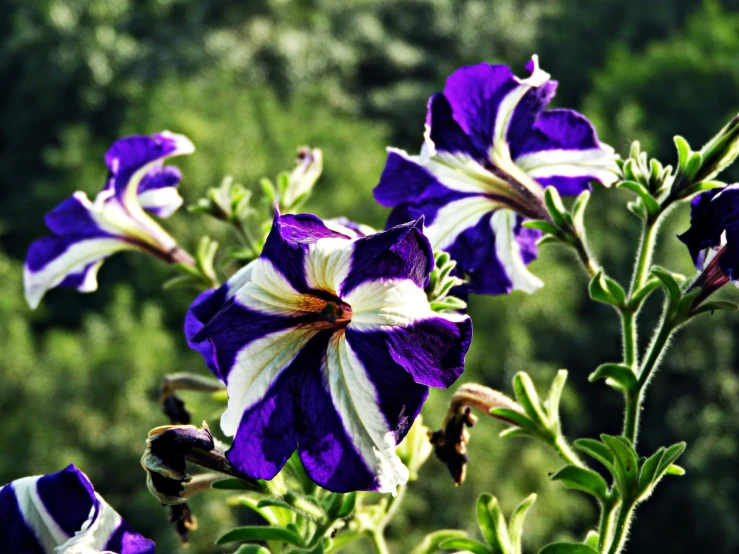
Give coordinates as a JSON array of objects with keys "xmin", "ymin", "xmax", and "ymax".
[
  {"xmin": 545, "ymin": 370, "xmax": 568, "ymax": 429},
  {"xmin": 588, "ymin": 363, "xmax": 637, "ymax": 391},
  {"xmin": 656, "ymin": 442, "xmax": 687, "ymax": 476},
  {"xmin": 550, "ymin": 465, "xmax": 608, "ymax": 501},
  {"xmin": 601, "ymin": 435, "xmax": 639, "ymax": 499},
  {"xmin": 477, "ymin": 493, "xmax": 513, "ymax": 553},
  {"xmin": 257, "ymin": 498, "xmax": 294, "ymax": 511},
  {"xmin": 574, "ymin": 439, "xmax": 614, "ymax": 470},
  {"xmin": 538, "ymin": 543, "xmax": 598, "ymax": 554},
  {"xmin": 212, "ymin": 478, "xmax": 267, "ymax": 492},
  {"xmin": 678, "ymin": 180, "xmax": 724, "ymax": 199},
  {"xmin": 216, "ymin": 526, "xmax": 303, "ymax": 546},
  {"xmin": 544, "ymin": 187, "xmax": 570, "ymax": 228},
  {"xmin": 674, "ymin": 136, "xmax": 691, "ymax": 170},
  {"xmin": 617, "ymin": 181, "xmax": 660, "ymax": 217},
  {"xmin": 490, "ymin": 408, "xmax": 539, "ymax": 434},
  {"xmin": 439, "ymin": 537, "xmax": 492, "ymax": 554},
  {"xmin": 571, "ymin": 190, "xmax": 591, "ymax": 235},
  {"xmin": 684, "ymin": 151, "xmax": 703, "ymax": 181},
  {"xmin": 409, "ymin": 530, "xmax": 468, "ymax": 554},
  {"xmin": 637, "ymin": 448, "xmax": 665, "ymax": 496},
  {"xmin": 583, "ymin": 531, "xmax": 599, "ymax": 549},
  {"xmin": 666, "ymin": 464, "xmax": 686, "ymax": 476},
  {"xmin": 508, "ymin": 494, "xmax": 536, "ymax": 554},
  {"xmin": 629, "ymin": 278, "xmax": 661, "ymax": 309},
  {"xmin": 693, "ymin": 300, "xmax": 739, "ymax": 316},
  {"xmin": 588, "ymin": 271, "xmax": 626, "ymax": 307},
  {"xmin": 512, "ymin": 373, "xmax": 549, "ymax": 428},
  {"xmin": 522, "ymin": 220, "xmax": 564, "ymax": 237},
  {"xmin": 650, "ymin": 266, "xmax": 682, "ymax": 304}
]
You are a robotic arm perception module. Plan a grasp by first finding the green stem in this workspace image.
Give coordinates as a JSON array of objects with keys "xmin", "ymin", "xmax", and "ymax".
[
  {"xmin": 621, "ymin": 309, "xmax": 637, "ymax": 368},
  {"xmin": 380, "ymin": 484, "xmax": 407, "ymax": 530},
  {"xmin": 623, "ymin": 313, "xmax": 675, "ymax": 445},
  {"xmin": 574, "ymin": 236, "xmax": 599, "ymax": 277},
  {"xmin": 629, "ymin": 217, "xmax": 660, "ymax": 295},
  {"xmin": 552, "ymin": 434, "xmax": 587, "ymax": 469},
  {"xmin": 597, "ymin": 501, "xmax": 618, "ymax": 553},
  {"xmin": 368, "ymin": 530, "xmax": 391, "ymax": 554},
  {"xmin": 605, "ymin": 504, "xmax": 634, "ymax": 554}
]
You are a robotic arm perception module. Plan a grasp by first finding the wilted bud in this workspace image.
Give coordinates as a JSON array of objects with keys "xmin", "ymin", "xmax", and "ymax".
[
  {"xmin": 429, "ymin": 384, "xmax": 524, "ymax": 485},
  {"xmin": 282, "ymin": 147, "xmax": 323, "ymax": 209},
  {"xmin": 696, "ymin": 114, "xmax": 739, "ymax": 182},
  {"xmin": 170, "ymin": 503, "xmax": 198, "ymax": 544},
  {"xmin": 396, "ymin": 415, "xmax": 433, "ymax": 481}
]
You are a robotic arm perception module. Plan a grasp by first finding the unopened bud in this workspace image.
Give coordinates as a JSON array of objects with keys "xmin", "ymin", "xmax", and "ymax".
[
  {"xmin": 429, "ymin": 384, "xmax": 524, "ymax": 485},
  {"xmin": 282, "ymin": 147, "xmax": 323, "ymax": 208}
]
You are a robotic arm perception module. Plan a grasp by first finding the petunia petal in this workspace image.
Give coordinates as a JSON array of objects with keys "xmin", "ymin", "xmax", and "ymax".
[
  {"xmin": 24, "ymin": 235, "xmax": 133, "ymax": 309},
  {"xmin": 0, "ymin": 466, "xmax": 154, "ymax": 554},
  {"xmin": 341, "ymin": 219, "xmax": 433, "ymax": 295},
  {"xmin": 136, "ymin": 165, "xmax": 184, "ymax": 218}
]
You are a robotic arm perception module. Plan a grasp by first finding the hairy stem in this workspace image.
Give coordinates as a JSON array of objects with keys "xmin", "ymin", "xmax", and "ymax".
[
  {"xmin": 597, "ymin": 501, "xmax": 618, "ymax": 553},
  {"xmin": 574, "ymin": 236, "xmax": 600, "ymax": 277},
  {"xmin": 605, "ymin": 504, "xmax": 634, "ymax": 554},
  {"xmin": 623, "ymin": 312, "xmax": 675, "ymax": 444},
  {"xmin": 368, "ymin": 530, "xmax": 391, "ymax": 554},
  {"xmin": 629, "ymin": 217, "xmax": 660, "ymax": 295},
  {"xmin": 621, "ymin": 309, "xmax": 637, "ymax": 368},
  {"xmin": 552, "ymin": 434, "xmax": 587, "ymax": 469}
]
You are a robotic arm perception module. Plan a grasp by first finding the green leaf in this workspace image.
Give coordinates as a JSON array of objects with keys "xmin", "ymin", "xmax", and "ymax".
[
  {"xmin": 588, "ymin": 271, "xmax": 626, "ymax": 307},
  {"xmin": 217, "ymin": 526, "xmax": 303, "ymax": 546},
  {"xmin": 571, "ymin": 190, "xmax": 591, "ymax": 235},
  {"xmin": 588, "ymin": 363, "xmax": 637, "ymax": 391},
  {"xmin": 499, "ymin": 427, "xmax": 531, "ymax": 440},
  {"xmin": 684, "ymin": 151, "xmax": 703, "ymax": 181},
  {"xmin": 656, "ymin": 442, "xmax": 687, "ymax": 476},
  {"xmin": 666, "ymin": 464, "xmax": 686, "ymax": 476},
  {"xmin": 692, "ymin": 300, "xmax": 739, "ymax": 316},
  {"xmin": 601, "ymin": 434, "xmax": 639, "ymax": 499},
  {"xmin": 574, "ymin": 439, "xmax": 614, "ymax": 470},
  {"xmin": 637, "ymin": 448, "xmax": 665, "ymax": 496},
  {"xmin": 212, "ymin": 478, "xmax": 267, "ymax": 492},
  {"xmin": 674, "ymin": 136, "xmax": 691, "ymax": 171},
  {"xmin": 629, "ymin": 278, "xmax": 661, "ymax": 309},
  {"xmin": 477, "ymin": 493, "xmax": 513, "ymax": 553},
  {"xmin": 650, "ymin": 266, "xmax": 683, "ymax": 304},
  {"xmin": 508, "ymin": 494, "xmax": 536, "ymax": 554},
  {"xmin": 538, "ymin": 543, "xmax": 598, "ymax": 554},
  {"xmin": 235, "ymin": 546, "xmax": 272, "ymax": 554},
  {"xmin": 544, "ymin": 186, "xmax": 570, "ymax": 228},
  {"xmin": 617, "ymin": 181, "xmax": 660, "ymax": 218},
  {"xmin": 409, "ymin": 530, "xmax": 468, "ymax": 554},
  {"xmin": 490, "ymin": 408, "xmax": 539, "ymax": 434},
  {"xmin": 546, "ymin": 370, "xmax": 568, "ymax": 429},
  {"xmin": 258, "ymin": 499, "xmax": 295, "ymax": 511},
  {"xmin": 583, "ymin": 531, "xmax": 599, "ymax": 549},
  {"xmin": 522, "ymin": 220, "xmax": 564, "ymax": 237},
  {"xmin": 550, "ymin": 465, "xmax": 608, "ymax": 501},
  {"xmin": 439, "ymin": 537, "xmax": 492, "ymax": 554},
  {"xmin": 512, "ymin": 373, "xmax": 549, "ymax": 428},
  {"xmin": 678, "ymin": 180, "xmax": 725, "ymax": 199}
]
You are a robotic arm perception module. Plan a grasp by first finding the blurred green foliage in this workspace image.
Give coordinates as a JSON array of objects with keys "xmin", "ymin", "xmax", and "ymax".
[{"xmin": 2, "ymin": 0, "xmax": 739, "ymax": 552}]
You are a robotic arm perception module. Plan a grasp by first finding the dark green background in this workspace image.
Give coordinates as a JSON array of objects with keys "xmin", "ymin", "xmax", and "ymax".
[{"xmin": 2, "ymin": 0, "xmax": 739, "ymax": 552}]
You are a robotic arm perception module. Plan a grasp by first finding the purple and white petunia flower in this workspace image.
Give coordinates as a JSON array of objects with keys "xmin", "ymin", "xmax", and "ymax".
[
  {"xmin": 374, "ymin": 55, "xmax": 618, "ymax": 296},
  {"xmin": 678, "ymin": 184, "xmax": 739, "ymax": 280},
  {"xmin": 24, "ymin": 131, "xmax": 195, "ymax": 309},
  {"xmin": 188, "ymin": 213, "xmax": 472, "ymax": 493},
  {"xmin": 0, "ymin": 464, "xmax": 155, "ymax": 554}
]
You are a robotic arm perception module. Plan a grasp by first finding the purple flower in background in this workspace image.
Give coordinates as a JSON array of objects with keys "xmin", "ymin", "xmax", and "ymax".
[
  {"xmin": 189, "ymin": 213, "xmax": 472, "ymax": 492},
  {"xmin": 678, "ymin": 184, "xmax": 739, "ymax": 280},
  {"xmin": 374, "ymin": 55, "xmax": 618, "ymax": 296},
  {"xmin": 0, "ymin": 465, "xmax": 155, "ymax": 554},
  {"xmin": 24, "ymin": 131, "xmax": 195, "ymax": 308}
]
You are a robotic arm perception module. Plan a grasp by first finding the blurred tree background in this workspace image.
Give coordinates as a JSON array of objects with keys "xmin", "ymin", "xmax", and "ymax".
[{"xmin": 2, "ymin": 0, "xmax": 739, "ymax": 552}]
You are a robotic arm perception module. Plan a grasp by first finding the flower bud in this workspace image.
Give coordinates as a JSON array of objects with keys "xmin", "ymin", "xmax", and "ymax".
[{"xmin": 282, "ymin": 147, "xmax": 323, "ymax": 209}]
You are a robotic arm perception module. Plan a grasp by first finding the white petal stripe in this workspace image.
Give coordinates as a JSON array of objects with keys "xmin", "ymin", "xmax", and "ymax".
[
  {"xmin": 490, "ymin": 209, "xmax": 543, "ymax": 293},
  {"xmin": 24, "ymin": 238, "xmax": 133, "ymax": 309},
  {"xmin": 424, "ymin": 195, "xmax": 500, "ymax": 251},
  {"xmin": 221, "ymin": 325, "xmax": 319, "ymax": 436},
  {"xmin": 11, "ymin": 477, "xmax": 69, "ymax": 552},
  {"xmin": 515, "ymin": 147, "xmax": 619, "ymax": 186},
  {"xmin": 324, "ymin": 333, "xmax": 409, "ymax": 494},
  {"xmin": 344, "ymin": 279, "xmax": 434, "ymax": 330},
  {"xmin": 233, "ymin": 259, "xmax": 307, "ymax": 316},
  {"xmin": 304, "ymin": 237, "xmax": 353, "ymax": 295},
  {"xmin": 58, "ymin": 494, "xmax": 123, "ymax": 554}
]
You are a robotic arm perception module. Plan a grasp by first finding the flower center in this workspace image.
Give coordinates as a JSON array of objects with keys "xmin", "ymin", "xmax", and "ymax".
[{"xmin": 319, "ymin": 300, "xmax": 352, "ymax": 328}]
